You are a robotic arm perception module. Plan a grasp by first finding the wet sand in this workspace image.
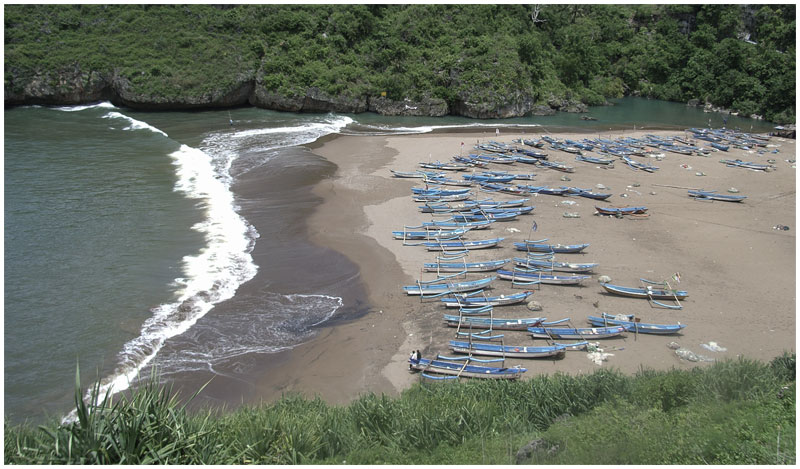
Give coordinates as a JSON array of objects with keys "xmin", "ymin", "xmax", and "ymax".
[{"xmin": 255, "ymin": 129, "xmax": 796, "ymax": 403}]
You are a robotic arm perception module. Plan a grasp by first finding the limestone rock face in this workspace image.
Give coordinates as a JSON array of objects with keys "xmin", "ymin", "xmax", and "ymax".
[{"xmin": 367, "ymin": 96, "xmax": 448, "ymax": 116}]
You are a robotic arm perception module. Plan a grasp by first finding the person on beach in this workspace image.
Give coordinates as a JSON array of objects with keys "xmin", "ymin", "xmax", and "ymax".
[{"xmin": 416, "ymin": 349, "xmax": 422, "ymax": 360}]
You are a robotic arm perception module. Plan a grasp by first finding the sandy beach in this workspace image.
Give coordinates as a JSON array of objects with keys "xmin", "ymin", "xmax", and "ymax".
[{"xmin": 256, "ymin": 128, "xmax": 795, "ymax": 403}]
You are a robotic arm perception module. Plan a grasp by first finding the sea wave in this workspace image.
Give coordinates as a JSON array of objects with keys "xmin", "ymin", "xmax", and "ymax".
[
  {"xmin": 102, "ymin": 111, "xmax": 169, "ymax": 137},
  {"xmin": 53, "ymin": 101, "xmax": 117, "ymax": 112},
  {"xmin": 341, "ymin": 121, "xmax": 542, "ymax": 136}
]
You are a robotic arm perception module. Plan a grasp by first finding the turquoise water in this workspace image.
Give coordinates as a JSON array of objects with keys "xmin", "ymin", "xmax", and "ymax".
[{"xmin": 3, "ymin": 98, "xmax": 777, "ymax": 422}]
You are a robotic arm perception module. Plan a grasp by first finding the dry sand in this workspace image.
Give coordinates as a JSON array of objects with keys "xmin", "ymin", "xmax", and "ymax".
[{"xmin": 262, "ymin": 128, "xmax": 796, "ymax": 403}]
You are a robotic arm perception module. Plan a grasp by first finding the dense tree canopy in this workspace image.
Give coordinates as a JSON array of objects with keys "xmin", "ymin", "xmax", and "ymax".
[{"xmin": 4, "ymin": 4, "xmax": 795, "ymax": 122}]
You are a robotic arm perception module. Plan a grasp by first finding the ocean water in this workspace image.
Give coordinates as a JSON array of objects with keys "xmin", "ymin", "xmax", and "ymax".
[{"xmin": 3, "ymin": 98, "xmax": 775, "ymax": 422}]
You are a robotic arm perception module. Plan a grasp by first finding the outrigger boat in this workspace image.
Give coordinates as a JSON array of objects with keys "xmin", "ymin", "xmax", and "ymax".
[
  {"xmin": 587, "ymin": 313, "xmax": 686, "ymax": 335},
  {"xmin": 528, "ymin": 325, "xmax": 626, "ymax": 340},
  {"xmin": 449, "ymin": 340, "xmax": 567, "ymax": 358},
  {"xmin": 443, "ymin": 314, "xmax": 552, "ymax": 331},
  {"xmin": 423, "ymin": 259, "xmax": 509, "ymax": 272},
  {"xmin": 421, "ymin": 238, "xmax": 504, "ymax": 251},
  {"xmin": 409, "ymin": 356, "xmax": 526, "ymax": 380},
  {"xmin": 595, "ymin": 205, "xmax": 648, "ymax": 216},
  {"xmin": 440, "ymin": 290, "xmax": 533, "ymax": 308},
  {"xmin": 600, "ymin": 282, "xmax": 688, "ymax": 300},
  {"xmin": 687, "ymin": 190, "xmax": 747, "ymax": 202},
  {"xmin": 513, "ymin": 257, "xmax": 598, "ymax": 273},
  {"xmin": 403, "ymin": 276, "xmax": 495, "ymax": 296},
  {"xmin": 497, "ymin": 269, "xmax": 590, "ymax": 285},
  {"xmin": 513, "ymin": 239, "xmax": 590, "ymax": 253}
]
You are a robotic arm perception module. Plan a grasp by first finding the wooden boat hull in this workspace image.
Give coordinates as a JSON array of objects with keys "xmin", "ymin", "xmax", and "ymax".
[
  {"xmin": 595, "ymin": 206, "xmax": 648, "ymax": 215},
  {"xmin": 409, "ymin": 358, "xmax": 526, "ymax": 379},
  {"xmin": 449, "ymin": 340, "xmax": 566, "ymax": 358},
  {"xmin": 600, "ymin": 283, "xmax": 688, "ymax": 300},
  {"xmin": 688, "ymin": 190, "xmax": 746, "ymax": 202}
]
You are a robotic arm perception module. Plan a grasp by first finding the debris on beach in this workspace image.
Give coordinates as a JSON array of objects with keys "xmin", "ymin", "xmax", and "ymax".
[
  {"xmin": 506, "ymin": 227, "xmax": 521, "ymax": 233},
  {"xmin": 563, "ymin": 212, "xmax": 580, "ymax": 218},
  {"xmin": 695, "ymin": 172, "xmax": 706, "ymax": 176},
  {"xmin": 681, "ymin": 164, "xmax": 692, "ymax": 170},
  {"xmin": 560, "ymin": 175, "xmax": 571, "ymax": 181},
  {"xmin": 773, "ymin": 224, "xmax": 790, "ymax": 231},
  {"xmin": 527, "ymin": 300, "xmax": 543, "ymax": 311},
  {"xmin": 667, "ymin": 341, "xmax": 681, "ymax": 350},
  {"xmin": 701, "ymin": 342, "xmax": 727, "ymax": 352},
  {"xmin": 596, "ymin": 183, "xmax": 607, "ymax": 190},
  {"xmin": 675, "ymin": 348, "xmax": 713, "ymax": 362},
  {"xmin": 727, "ymin": 187, "xmax": 740, "ymax": 193},
  {"xmin": 598, "ymin": 275, "xmax": 612, "ymax": 283},
  {"xmin": 560, "ymin": 200, "xmax": 577, "ymax": 206},
  {"xmin": 588, "ymin": 349, "xmax": 614, "ymax": 365}
]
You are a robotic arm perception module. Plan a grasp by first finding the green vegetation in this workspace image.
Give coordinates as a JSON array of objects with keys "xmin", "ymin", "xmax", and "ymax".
[
  {"xmin": 4, "ymin": 4, "xmax": 796, "ymax": 122},
  {"xmin": 5, "ymin": 354, "xmax": 795, "ymax": 464}
]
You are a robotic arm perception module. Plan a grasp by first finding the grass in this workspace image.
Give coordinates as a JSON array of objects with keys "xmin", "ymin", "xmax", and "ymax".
[{"xmin": 4, "ymin": 353, "xmax": 795, "ymax": 464}]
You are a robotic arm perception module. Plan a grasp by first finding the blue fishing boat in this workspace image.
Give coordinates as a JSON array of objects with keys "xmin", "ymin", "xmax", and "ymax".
[
  {"xmin": 513, "ymin": 239, "xmax": 590, "ymax": 253},
  {"xmin": 421, "ymin": 238, "xmax": 504, "ymax": 251},
  {"xmin": 392, "ymin": 228, "xmax": 470, "ymax": 240},
  {"xmin": 687, "ymin": 190, "xmax": 747, "ymax": 202},
  {"xmin": 403, "ymin": 276, "xmax": 495, "ymax": 295},
  {"xmin": 497, "ymin": 269, "xmax": 590, "ymax": 285},
  {"xmin": 528, "ymin": 325, "xmax": 626, "ymax": 340},
  {"xmin": 424, "ymin": 259, "xmax": 509, "ymax": 272},
  {"xmin": 449, "ymin": 340, "xmax": 567, "ymax": 358},
  {"xmin": 443, "ymin": 314, "xmax": 551, "ymax": 331},
  {"xmin": 587, "ymin": 313, "xmax": 686, "ymax": 335},
  {"xmin": 440, "ymin": 290, "xmax": 533, "ymax": 308},
  {"xmin": 409, "ymin": 356, "xmax": 527, "ymax": 379},
  {"xmin": 600, "ymin": 282, "xmax": 688, "ymax": 300},
  {"xmin": 513, "ymin": 257, "xmax": 598, "ymax": 273}
]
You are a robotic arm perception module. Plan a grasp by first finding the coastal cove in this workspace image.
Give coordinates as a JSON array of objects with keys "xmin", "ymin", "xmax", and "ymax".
[{"xmin": 3, "ymin": 98, "xmax": 793, "ymax": 423}]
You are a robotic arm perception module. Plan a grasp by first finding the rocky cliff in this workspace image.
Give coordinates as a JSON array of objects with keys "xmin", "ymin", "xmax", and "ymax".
[{"xmin": 5, "ymin": 67, "xmax": 584, "ymax": 118}]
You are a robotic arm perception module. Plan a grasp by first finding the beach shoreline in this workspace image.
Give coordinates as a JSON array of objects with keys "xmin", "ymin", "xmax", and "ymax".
[{"xmin": 252, "ymin": 127, "xmax": 795, "ymax": 404}]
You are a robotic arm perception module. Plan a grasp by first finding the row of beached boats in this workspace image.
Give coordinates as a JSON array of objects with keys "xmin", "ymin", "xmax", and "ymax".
[{"xmin": 391, "ymin": 148, "xmax": 695, "ymax": 381}]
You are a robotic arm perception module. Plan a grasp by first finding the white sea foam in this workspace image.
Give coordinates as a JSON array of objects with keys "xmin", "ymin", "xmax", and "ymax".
[
  {"xmin": 65, "ymin": 135, "xmax": 258, "ymax": 423},
  {"xmin": 54, "ymin": 101, "xmax": 117, "ymax": 112},
  {"xmin": 343, "ymin": 121, "xmax": 542, "ymax": 136},
  {"xmin": 230, "ymin": 114, "xmax": 353, "ymax": 145},
  {"xmin": 102, "ymin": 111, "xmax": 169, "ymax": 137}
]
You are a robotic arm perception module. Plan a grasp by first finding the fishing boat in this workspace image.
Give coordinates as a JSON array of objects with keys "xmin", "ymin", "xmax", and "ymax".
[
  {"xmin": 595, "ymin": 205, "xmax": 648, "ymax": 216},
  {"xmin": 600, "ymin": 282, "xmax": 688, "ymax": 300},
  {"xmin": 440, "ymin": 290, "xmax": 533, "ymax": 308},
  {"xmin": 451, "ymin": 212, "xmax": 519, "ymax": 222},
  {"xmin": 622, "ymin": 155, "xmax": 659, "ymax": 172},
  {"xmin": 412, "ymin": 192, "xmax": 472, "ymax": 202},
  {"xmin": 443, "ymin": 314, "xmax": 551, "ymax": 331},
  {"xmin": 516, "ymin": 185, "xmax": 568, "ymax": 196},
  {"xmin": 423, "ymin": 259, "xmax": 509, "ymax": 272},
  {"xmin": 497, "ymin": 269, "xmax": 590, "ymax": 285},
  {"xmin": 421, "ymin": 238, "xmax": 504, "ymax": 251},
  {"xmin": 419, "ymin": 162, "xmax": 471, "ymax": 171},
  {"xmin": 688, "ymin": 190, "xmax": 747, "ymax": 202},
  {"xmin": 575, "ymin": 154, "xmax": 615, "ymax": 165},
  {"xmin": 409, "ymin": 356, "xmax": 527, "ymax": 380},
  {"xmin": 587, "ymin": 313, "xmax": 686, "ymax": 335},
  {"xmin": 421, "ymin": 219, "xmax": 494, "ymax": 230},
  {"xmin": 513, "ymin": 257, "xmax": 598, "ymax": 273},
  {"xmin": 390, "ymin": 170, "xmax": 437, "ymax": 178},
  {"xmin": 513, "ymin": 240, "xmax": 590, "ymax": 253},
  {"xmin": 411, "ymin": 186, "xmax": 471, "ymax": 196},
  {"xmin": 402, "ymin": 276, "xmax": 496, "ymax": 295},
  {"xmin": 528, "ymin": 325, "xmax": 626, "ymax": 340},
  {"xmin": 392, "ymin": 228, "xmax": 471, "ymax": 240},
  {"xmin": 563, "ymin": 187, "xmax": 612, "ymax": 200},
  {"xmin": 720, "ymin": 159, "xmax": 772, "ymax": 171},
  {"xmin": 449, "ymin": 340, "xmax": 567, "ymax": 358}
]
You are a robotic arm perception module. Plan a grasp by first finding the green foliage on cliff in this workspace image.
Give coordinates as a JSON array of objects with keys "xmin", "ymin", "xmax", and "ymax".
[
  {"xmin": 4, "ymin": 4, "xmax": 795, "ymax": 122},
  {"xmin": 4, "ymin": 354, "xmax": 795, "ymax": 464}
]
